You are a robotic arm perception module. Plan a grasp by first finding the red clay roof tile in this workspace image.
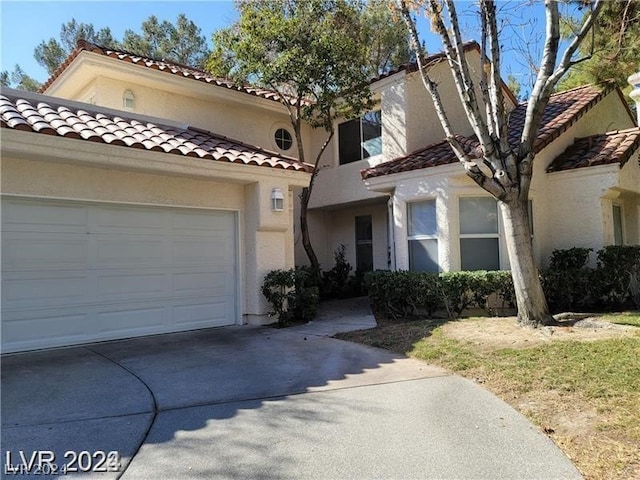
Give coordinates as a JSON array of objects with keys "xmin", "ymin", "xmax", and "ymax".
[
  {"xmin": 1, "ymin": 89, "xmax": 313, "ymax": 174},
  {"xmin": 362, "ymin": 83, "xmax": 616, "ymax": 180},
  {"xmin": 546, "ymin": 128, "xmax": 640, "ymax": 172}
]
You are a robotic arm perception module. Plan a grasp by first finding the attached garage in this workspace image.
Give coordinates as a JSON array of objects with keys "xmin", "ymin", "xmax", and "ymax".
[
  {"xmin": 1, "ymin": 88, "xmax": 311, "ymax": 353},
  {"xmin": 1, "ymin": 197, "xmax": 238, "ymax": 353}
]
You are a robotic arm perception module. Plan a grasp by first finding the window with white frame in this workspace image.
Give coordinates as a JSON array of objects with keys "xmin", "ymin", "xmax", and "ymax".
[
  {"xmin": 459, "ymin": 197, "xmax": 500, "ymax": 271},
  {"xmin": 338, "ymin": 110, "xmax": 382, "ymax": 165},
  {"xmin": 613, "ymin": 204, "xmax": 624, "ymax": 245},
  {"xmin": 408, "ymin": 200, "xmax": 439, "ymax": 272}
]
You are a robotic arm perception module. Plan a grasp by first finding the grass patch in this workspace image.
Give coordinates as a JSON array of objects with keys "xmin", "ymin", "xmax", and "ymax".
[
  {"xmin": 602, "ymin": 311, "xmax": 640, "ymax": 327},
  {"xmin": 336, "ymin": 314, "xmax": 640, "ymax": 480}
]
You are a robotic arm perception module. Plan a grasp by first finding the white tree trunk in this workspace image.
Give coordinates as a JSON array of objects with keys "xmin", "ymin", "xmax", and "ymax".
[{"xmin": 499, "ymin": 199, "xmax": 554, "ymax": 327}]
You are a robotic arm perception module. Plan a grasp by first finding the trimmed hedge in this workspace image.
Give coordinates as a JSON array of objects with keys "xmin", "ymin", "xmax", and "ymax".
[
  {"xmin": 366, "ymin": 245, "xmax": 640, "ymax": 321},
  {"xmin": 543, "ymin": 245, "xmax": 640, "ymax": 312},
  {"xmin": 365, "ymin": 270, "xmax": 515, "ymax": 320}
]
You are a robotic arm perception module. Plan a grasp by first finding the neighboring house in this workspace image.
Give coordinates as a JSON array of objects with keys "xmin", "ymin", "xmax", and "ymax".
[{"xmin": 1, "ymin": 40, "xmax": 639, "ymax": 352}]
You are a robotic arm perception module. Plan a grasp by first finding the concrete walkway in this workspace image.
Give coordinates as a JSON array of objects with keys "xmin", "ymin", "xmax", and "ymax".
[{"xmin": 1, "ymin": 298, "xmax": 582, "ymax": 479}]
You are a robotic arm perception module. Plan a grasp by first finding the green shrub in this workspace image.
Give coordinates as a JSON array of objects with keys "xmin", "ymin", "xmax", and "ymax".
[
  {"xmin": 593, "ymin": 245, "xmax": 640, "ymax": 308},
  {"xmin": 541, "ymin": 246, "xmax": 640, "ymax": 312},
  {"xmin": 541, "ymin": 247, "xmax": 593, "ymax": 312},
  {"xmin": 321, "ymin": 245, "xmax": 367, "ymax": 299},
  {"xmin": 262, "ymin": 267, "xmax": 319, "ymax": 327},
  {"xmin": 365, "ymin": 270, "xmax": 515, "ymax": 321}
]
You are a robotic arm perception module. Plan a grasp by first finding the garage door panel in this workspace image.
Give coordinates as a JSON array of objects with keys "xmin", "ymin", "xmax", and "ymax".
[
  {"xmin": 97, "ymin": 273, "xmax": 168, "ymax": 298},
  {"xmin": 94, "ymin": 206, "xmax": 167, "ymax": 232},
  {"xmin": 172, "ymin": 238, "xmax": 234, "ymax": 266},
  {"xmin": 172, "ymin": 271, "xmax": 231, "ymax": 296},
  {"xmin": 95, "ymin": 238, "xmax": 165, "ymax": 266},
  {"xmin": 1, "ymin": 198, "xmax": 238, "ymax": 353},
  {"xmin": 2, "ymin": 199, "xmax": 88, "ymax": 233},
  {"xmin": 3, "ymin": 235, "xmax": 89, "ymax": 269},
  {"xmin": 97, "ymin": 307, "xmax": 167, "ymax": 334},
  {"xmin": 170, "ymin": 212, "xmax": 235, "ymax": 234},
  {"xmin": 3, "ymin": 274, "xmax": 90, "ymax": 308},
  {"xmin": 2, "ymin": 313, "xmax": 91, "ymax": 346},
  {"xmin": 172, "ymin": 302, "xmax": 230, "ymax": 328}
]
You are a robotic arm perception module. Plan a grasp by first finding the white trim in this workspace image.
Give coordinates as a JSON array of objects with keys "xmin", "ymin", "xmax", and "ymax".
[
  {"xmin": 270, "ymin": 122, "xmax": 295, "ymax": 153},
  {"xmin": 457, "ymin": 195, "xmax": 502, "ymax": 270}
]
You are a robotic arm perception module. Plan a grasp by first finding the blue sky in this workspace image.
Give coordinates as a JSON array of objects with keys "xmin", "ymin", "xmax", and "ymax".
[{"xmin": 1, "ymin": 0, "xmax": 546, "ymax": 86}]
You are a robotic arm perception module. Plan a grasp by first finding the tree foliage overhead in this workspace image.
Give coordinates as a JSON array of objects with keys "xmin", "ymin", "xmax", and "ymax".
[
  {"xmin": 34, "ymin": 19, "xmax": 120, "ymax": 75},
  {"xmin": 206, "ymin": 0, "xmax": 406, "ymax": 272},
  {"xmin": 2, "ymin": 13, "xmax": 211, "ymax": 90},
  {"xmin": 0, "ymin": 65, "xmax": 42, "ymax": 92},
  {"xmin": 559, "ymin": 0, "xmax": 640, "ymax": 91},
  {"xmin": 121, "ymin": 14, "xmax": 210, "ymax": 68},
  {"xmin": 207, "ymin": 0, "xmax": 373, "ymax": 131}
]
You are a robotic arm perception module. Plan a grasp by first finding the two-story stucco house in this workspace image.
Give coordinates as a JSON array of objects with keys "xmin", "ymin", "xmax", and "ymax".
[{"xmin": 2, "ymin": 40, "xmax": 639, "ymax": 353}]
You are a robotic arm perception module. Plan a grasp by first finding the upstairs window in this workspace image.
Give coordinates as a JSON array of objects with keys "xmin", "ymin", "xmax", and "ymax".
[
  {"xmin": 338, "ymin": 110, "xmax": 382, "ymax": 165},
  {"xmin": 275, "ymin": 128, "xmax": 293, "ymax": 151}
]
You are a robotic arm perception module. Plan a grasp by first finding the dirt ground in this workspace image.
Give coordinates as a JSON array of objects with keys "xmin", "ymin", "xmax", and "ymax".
[{"xmin": 442, "ymin": 316, "xmax": 638, "ymax": 350}]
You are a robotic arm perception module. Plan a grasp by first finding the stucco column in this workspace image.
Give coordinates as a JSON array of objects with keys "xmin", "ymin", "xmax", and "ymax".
[
  {"xmin": 629, "ymin": 70, "xmax": 640, "ymax": 127},
  {"xmin": 243, "ymin": 181, "xmax": 291, "ymax": 325}
]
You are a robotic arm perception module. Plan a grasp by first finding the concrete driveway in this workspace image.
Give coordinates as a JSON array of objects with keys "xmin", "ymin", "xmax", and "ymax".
[{"xmin": 2, "ymin": 312, "xmax": 582, "ymax": 479}]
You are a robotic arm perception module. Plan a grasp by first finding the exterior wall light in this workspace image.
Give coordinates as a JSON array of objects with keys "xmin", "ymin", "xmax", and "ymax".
[{"xmin": 271, "ymin": 188, "xmax": 284, "ymax": 212}]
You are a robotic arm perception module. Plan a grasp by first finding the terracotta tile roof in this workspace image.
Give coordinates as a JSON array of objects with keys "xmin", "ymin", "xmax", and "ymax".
[
  {"xmin": 40, "ymin": 40, "xmax": 291, "ymax": 104},
  {"xmin": 362, "ymin": 83, "xmax": 614, "ymax": 180},
  {"xmin": 0, "ymin": 89, "xmax": 313, "ymax": 173},
  {"xmin": 546, "ymin": 128, "xmax": 640, "ymax": 172}
]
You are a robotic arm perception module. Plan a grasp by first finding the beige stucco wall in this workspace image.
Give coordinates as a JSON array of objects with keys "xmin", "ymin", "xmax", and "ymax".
[
  {"xmin": 379, "ymin": 166, "xmax": 526, "ymax": 273},
  {"xmin": 45, "ymin": 57, "xmax": 312, "ymax": 162},
  {"xmin": 2, "ymin": 130, "xmax": 309, "ymax": 325}
]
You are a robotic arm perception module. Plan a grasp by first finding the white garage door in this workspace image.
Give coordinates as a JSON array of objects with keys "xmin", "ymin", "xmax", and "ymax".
[{"xmin": 1, "ymin": 197, "xmax": 238, "ymax": 353}]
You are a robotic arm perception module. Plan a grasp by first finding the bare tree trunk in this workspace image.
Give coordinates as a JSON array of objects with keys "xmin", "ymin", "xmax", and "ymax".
[
  {"xmin": 499, "ymin": 198, "xmax": 554, "ymax": 327},
  {"xmin": 300, "ymin": 185, "xmax": 321, "ymax": 275}
]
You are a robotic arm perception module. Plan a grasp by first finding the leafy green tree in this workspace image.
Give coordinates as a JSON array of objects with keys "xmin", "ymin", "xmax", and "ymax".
[
  {"xmin": 559, "ymin": 0, "xmax": 640, "ymax": 91},
  {"xmin": 34, "ymin": 19, "xmax": 119, "ymax": 75},
  {"xmin": 121, "ymin": 14, "xmax": 210, "ymax": 67},
  {"xmin": 360, "ymin": 0, "xmax": 412, "ymax": 77},
  {"xmin": 0, "ymin": 65, "xmax": 42, "ymax": 92},
  {"xmin": 207, "ymin": 0, "xmax": 377, "ymax": 273}
]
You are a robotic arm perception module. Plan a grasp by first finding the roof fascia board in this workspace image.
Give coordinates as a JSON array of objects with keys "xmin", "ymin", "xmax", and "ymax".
[
  {"xmin": 363, "ymin": 162, "xmax": 462, "ymax": 190},
  {"xmin": 1, "ymin": 129, "xmax": 311, "ymax": 187}
]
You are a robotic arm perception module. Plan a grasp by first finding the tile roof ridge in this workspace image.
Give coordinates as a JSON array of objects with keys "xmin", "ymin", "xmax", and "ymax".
[
  {"xmin": 575, "ymin": 126, "xmax": 640, "ymax": 140},
  {"xmin": 41, "ymin": 39, "xmax": 286, "ymax": 104},
  {"xmin": 551, "ymin": 80, "xmax": 615, "ymax": 96},
  {"xmin": 369, "ymin": 41, "xmax": 480, "ymax": 84}
]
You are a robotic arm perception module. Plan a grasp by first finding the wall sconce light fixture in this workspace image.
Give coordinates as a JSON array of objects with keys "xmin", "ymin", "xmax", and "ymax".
[{"xmin": 271, "ymin": 188, "xmax": 284, "ymax": 212}]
